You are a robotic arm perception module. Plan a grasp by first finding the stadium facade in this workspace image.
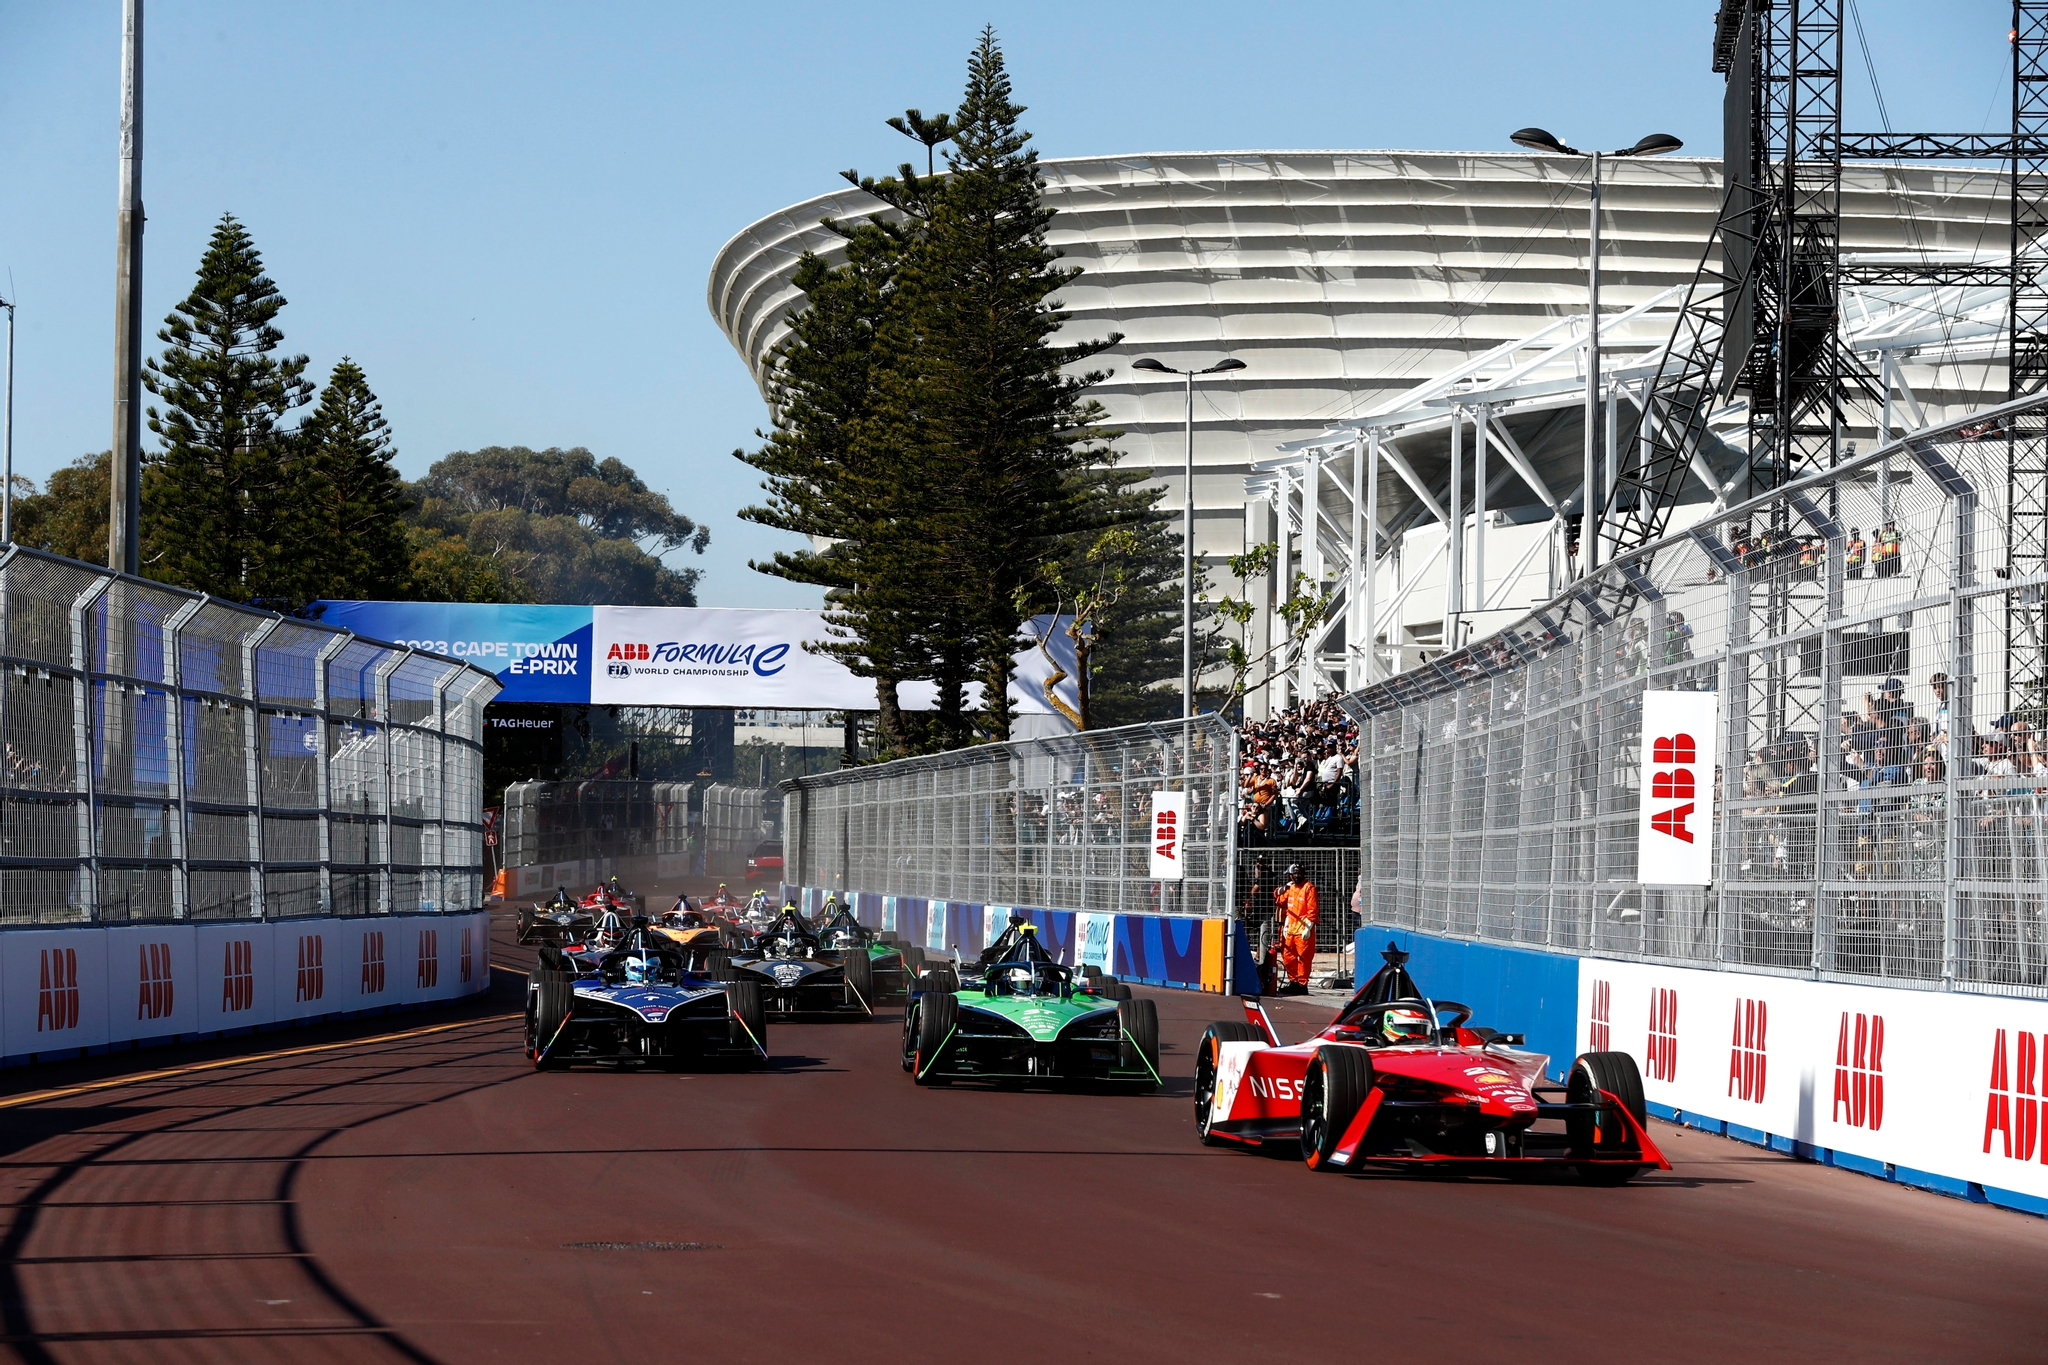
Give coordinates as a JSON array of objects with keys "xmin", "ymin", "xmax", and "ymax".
[{"xmin": 709, "ymin": 151, "xmax": 2012, "ymax": 715}]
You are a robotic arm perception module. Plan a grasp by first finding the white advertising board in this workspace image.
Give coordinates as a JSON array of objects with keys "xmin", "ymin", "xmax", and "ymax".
[
  {"xmin": 1636, "ymin": 690, "xmax": 1718, "ymax": 885},
  {"xmin": 590, "ymin": 607, "xmax": 1076, "ymax": 714},
  {"xmin": 1577, "ymin": 958, "xmax": 2048, "ymax": 1200},
  {"xmin": 1148, "ymin": 790, "xmax": 1188, "ymax": 881}
]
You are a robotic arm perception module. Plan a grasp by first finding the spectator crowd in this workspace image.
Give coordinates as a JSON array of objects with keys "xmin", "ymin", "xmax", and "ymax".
[{"xmin": 1238, "ymin": 697, "xmax": 1359, "ymax": 845}]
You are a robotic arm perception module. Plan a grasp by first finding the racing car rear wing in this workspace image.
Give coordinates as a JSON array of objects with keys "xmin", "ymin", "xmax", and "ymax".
[{"xmin": 1240, "ymin": 996, "xmax": 1283, "ymax": 1047}]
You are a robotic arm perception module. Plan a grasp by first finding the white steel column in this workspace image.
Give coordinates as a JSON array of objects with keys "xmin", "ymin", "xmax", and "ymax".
[
  {"xmin": 1273, "ymin": 473, "xmax": 1293, "ymax": 711},
  {"xmin": 1364, "ymin": 431, "xmax": 1380, "ymax": 684},
  {"xmin": 1473, "ymin": 403, "xmax": 1489, "ymax": 620},
  {"xmin": 1348, "ymin": 438, "xmax": 1364, "ymax": 690},
  {"xmin": 1446, "ymin": 407, "xmax": 1463, "ymax": 649},
  {"xmin": 1301, "ymin": 448, "xmax": 1323, "ymax": 700},
  {"xmin": 1602, "ymin": 385, "xmax": 1619, "ymax": 565}
]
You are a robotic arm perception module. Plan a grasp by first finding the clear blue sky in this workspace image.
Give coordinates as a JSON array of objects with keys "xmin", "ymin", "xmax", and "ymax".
[{"xmin": 0, "ymin": 1, "xmax": 2015, "ymax": 606}]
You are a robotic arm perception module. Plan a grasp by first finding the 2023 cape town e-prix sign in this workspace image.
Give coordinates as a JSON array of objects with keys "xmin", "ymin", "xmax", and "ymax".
[{"xmin": 311, "ymin": 602, "xmax": 1077, "ymax": 713}]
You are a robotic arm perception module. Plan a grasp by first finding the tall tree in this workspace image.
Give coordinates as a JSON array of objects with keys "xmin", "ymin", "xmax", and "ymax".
[
  {"xmin": 870, "ymin": 28, "xmax": 1122, "ymax": 741},
  {"xmin": 300, "ymin": 358, "xmax": 411, "ymax": 600},
  {"xmin": 142, "ymin": 214, "xmax": 314, "ymax": 606}
]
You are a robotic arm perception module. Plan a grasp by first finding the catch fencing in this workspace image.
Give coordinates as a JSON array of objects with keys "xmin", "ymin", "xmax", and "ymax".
[
  {"xmin": 0, "ymin": 544, "xmax": 499, "ymax": 925},
  {"xmin": 782, "ymin": 716, "xmax": 1238, "ymax": 918},
  {"xmin": 1342, "ymin": 393, "xmax": 2048, "ymax": 998}
]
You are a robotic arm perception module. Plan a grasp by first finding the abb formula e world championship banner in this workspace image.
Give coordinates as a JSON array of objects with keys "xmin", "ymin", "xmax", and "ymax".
[
  {"xmin": 1637, "ymin": 690, "xmax": 1718, "ymax": 885},
  {"xmin": 311, "ymin": 601, "xmax": 1078, "ymax": 714}
]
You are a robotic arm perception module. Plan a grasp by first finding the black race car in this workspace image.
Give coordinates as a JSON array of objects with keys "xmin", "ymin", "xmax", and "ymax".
[
  {"xmin": 517, "ymin": 887, "xmax": 595, "ymax": 946},
  {"xmin": 812, "ymin": 901, "xmax": 925, "ymax": 1000},
  {"xmin": 525, "ymin": 926, "xmax": 768, "ymax": 1070},
  {"xmin": 722, "ymin": 906, "xmax": 875, "ymax": 1016}
]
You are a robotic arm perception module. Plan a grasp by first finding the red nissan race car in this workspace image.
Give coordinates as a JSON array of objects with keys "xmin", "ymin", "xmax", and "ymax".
[{"xmin": 1193, "ymin": 943, "xmax": 1669, "ymax": 1184}]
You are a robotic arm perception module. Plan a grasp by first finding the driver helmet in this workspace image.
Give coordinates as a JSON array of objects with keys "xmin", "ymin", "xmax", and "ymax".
[
  {"xmin": 1382, "ymin": 1008, "xmax": 1432, "ymax": 1045},
  {"xmin": 623, "ymin": 954, "xmax": 657, "ymax": 985}
]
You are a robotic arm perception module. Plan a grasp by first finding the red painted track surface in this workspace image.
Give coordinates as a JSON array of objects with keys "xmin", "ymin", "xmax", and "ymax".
[{"xmin": 0, "ymin": 909, "xmax": 2038, "ymax": 1364}]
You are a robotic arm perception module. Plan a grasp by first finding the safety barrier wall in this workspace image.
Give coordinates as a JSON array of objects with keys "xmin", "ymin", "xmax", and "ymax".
[
  {"xmin": 0, "ymin": 544, "xmax": 502, "ymax": 926},
  {"xmin": 781, "ymin": 717, "xmax": 1238, "ymax": 919},
  {"xmin": 1363, "ymin": 924, "xmax": 2048, "ymax": 1216},
  {"xmin": 789, "ymin": 885, "xmax": 1238, "ymax": 993},
  {"xmin": 1343, "ymin": 394, "xmax": 2048, "ymax": 999},
  {"xmin": 0, "ymin": 909, "xmax": 492, "ymax": 1067}
]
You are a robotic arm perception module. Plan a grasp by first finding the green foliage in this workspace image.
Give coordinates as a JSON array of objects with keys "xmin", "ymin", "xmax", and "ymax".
[
  {"xmin": 1057, "ymin": 468, "xmax": 1189, "ymax": 729},
  {"xmin": 1202, "ymin": 543, "xmax": 1338, "ymax": 713},
  {"xmin": 142, "ymin": 213, "xmax": 316, "ymax": 607},
  {"xmin": 13, "ymin": 452, "xmax": 115, "ymax": 565},
  {"xmin": 407, "ymin": 446, "xmax": 708, "ymax": 605},
  {"xmin": 299, "ymin": 358, "xmax": 412, "ymax": 600}
]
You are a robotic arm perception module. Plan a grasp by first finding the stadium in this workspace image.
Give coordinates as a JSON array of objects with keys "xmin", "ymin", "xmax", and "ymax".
[{"xmin": 712, "ymin": 150, "xmax": 2013, "ymax": 709}]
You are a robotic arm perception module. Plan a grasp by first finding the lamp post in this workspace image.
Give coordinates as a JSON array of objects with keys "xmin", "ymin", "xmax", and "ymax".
[
  {"xmin": 1132, "ymin": 355, "xmax": 1247, "ymax": 718},
  {"xmin": 1509, "ymin": 128, "xmax": 1682, "ymax": 574},
  {"xmin": 0, "ymin": 293, "xmax": 12, "ymax": 544}
]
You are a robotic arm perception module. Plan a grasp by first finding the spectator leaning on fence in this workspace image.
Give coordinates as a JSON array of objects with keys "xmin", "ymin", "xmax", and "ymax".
[{"xmin": 1273, "ymin": 863, "xmax": 1320, "ymax": 994}]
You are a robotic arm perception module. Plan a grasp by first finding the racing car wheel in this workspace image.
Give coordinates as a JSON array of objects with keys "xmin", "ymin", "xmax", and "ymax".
[
  {"xmin": 1567, "ymin": 1051, "xmax": 1648, "ymax": 1184},
  {"xmin": 1301, "ymin": 1046, "xmax": 1375, "ymax": 1171},
  {"xmin": 912, "ymin": 992, "xmax": 957, "ymax": 1085},
  {"xmin": 1194, "ymin": 1021, "xmax": 1264, "ymax": 1145},
  {"xmin": 1118, "ymin": 997, "xmax": 1160, "ymax": 1084}
]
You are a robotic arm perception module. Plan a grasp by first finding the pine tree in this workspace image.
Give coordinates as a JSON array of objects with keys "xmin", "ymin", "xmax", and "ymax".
[
  {"xmin": 143, "ymin": 214, "xmax": 314, "ymax": 605},
  {"xmin": 876, "ymin": 28, "xmax": 1122, "ymax": 741},
  {"xmin": 300, "ymin": 358, "xmax": 411, "ymax": 600}
]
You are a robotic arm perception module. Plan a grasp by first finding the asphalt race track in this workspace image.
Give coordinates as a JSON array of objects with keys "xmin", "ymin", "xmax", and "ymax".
[{"xmin": 0, "ymin": 910, "xmax": 2038, "ymax": 1364}]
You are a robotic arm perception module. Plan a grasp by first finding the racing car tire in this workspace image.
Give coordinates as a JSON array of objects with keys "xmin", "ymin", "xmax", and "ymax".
[
  {"xmin": 1568, "ymin": 1051, "xmax": 1648, "ymax": 1184},
  {"xmin": 704, "ymin": 949, "xmax": 736, "ymax": 983},
  {"xmin": 1194, "ymin": 1022, "xmax": 1265, "ymax": 1144},
  {"xmin": 913, "ymin": 991, "xmax": 957, "ymax": 1085},
  {"xmin": 842, "ymin": 948, "xmax": 876, "ymax": 1011},
  {"xmin": 902, "ymin": 944, "xmax": 926, "ymax": 975},
  {"xmin": 725, "ymin": 979, "xmax": 768, "ymax": 1062},
  {"xmin": 528, "ymin": 969, "xmax": 575, "ymax": 1071},
  {"xmin": 1301, "ymin": 1046, "xmax": 1375, "ymax": 1171},
  {"xmin": 1080, "ymin": 964, "xmax": 1101, "ymax": 982},
  {"xmin": 919, "ymin": 965, "xmax": 959, "ymax": 995},
  {"xmin": 901, "ymin": 1000, "xmax": 921, "ymax": 1072},
  {"xmin": 1118, "ymin": 997, "xmax": 1161, "ymax": 1083},
  {"xmin": 1099, "ymin": 980, "xmax": 1133, "ymax": 1001}
]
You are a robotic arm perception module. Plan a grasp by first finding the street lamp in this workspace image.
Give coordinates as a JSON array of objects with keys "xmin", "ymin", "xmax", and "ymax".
[
  {"xmin": 1132, "ymin": 355, "xmax": 1247, "ymax": 718},
  {"xmin": 1509, "ymin": 127, "xmax": 1682, "ymax": 574},
  {"xmin": 0, "ymin": 293, "xmax": 13, "ymax": 544}
]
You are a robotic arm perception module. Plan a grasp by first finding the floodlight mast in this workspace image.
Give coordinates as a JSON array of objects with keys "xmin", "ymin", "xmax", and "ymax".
[
  {"xmin": 1506, "ymin": 127, "xmax": 1681, "ymax": 574},
  {"xmin": 1132, "ymin": 355, "xmax": 1247, "ymax": 718}
]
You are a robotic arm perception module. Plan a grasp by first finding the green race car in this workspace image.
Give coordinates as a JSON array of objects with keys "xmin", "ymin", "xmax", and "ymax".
[
  {"xmin": 901, "ymin": 925, "xmax": 1160, "ymax": 1089},
  {"xmin": 812, "ymin": 900, "xmax": 925, "ymax": 1000}
]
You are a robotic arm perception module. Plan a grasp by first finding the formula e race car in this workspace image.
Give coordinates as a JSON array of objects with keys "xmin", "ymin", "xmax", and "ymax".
[
  {"xmin": 649, "ymin": 900, "xmax": 727, "ymax": 969},
  {"xmin": 901, "ymin": 923, "xmax": 1160, "ymax": 1089},
  {"xmin": 811, "ymin": 899, "xmax": 924, "ymax": 999},
  {"xmin": 517, "ymin": 888, "xmax": 596, "ymax": 946},
  {"xmin": 721, "ymin": 905, "xmax": 876, "ymax": 1016},
  {"xmin": 1192, "ymin": 943, "xmax": 1669, "ymax": 1182},
  {"xmin": 525, "ymin": 927, "xmax": 767, "ymax": 1070}
]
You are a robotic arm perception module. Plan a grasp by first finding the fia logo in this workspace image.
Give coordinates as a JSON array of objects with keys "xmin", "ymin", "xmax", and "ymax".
[
  {"xmin": 221, "ymin": 940, "xmax": 255, "ymax": 1013},
  {"xmin": 1647, "ymin": 733, "xmax": 1698, "ymax": 843},
  {"xmin": 1832, "ymin": 1011, "xmax": 1884, "ymax": 1131},
  {"xmin": 606, "ymin": 663, "xmax": 630, "ymax": 677},
  {"xmin": 1727, "ymin": 997, "xmax": 1767, "ymax": 1102},
  {"xmin": 360, "ymin": 931, "xmax": 386, "ymax": 995},
  {"xmin": 416, "ymin": 929, "xmax": 439, "ymax": 988},
  {"xmin": 1646, "ymin": 987, "xmax": 1679, "ymax": 1082},
  {"xmin": 460, "ymin": 927, "xmax": 475, "ymax": 984},
  {"xmin": 1983, "ymin": 1029, "xmax": 2042, "ymax": 1160},
  {"xmin": 137, "ymin": 942, "xmax": 174, "ymax": 1021},
  {"xmin": 296, "ymin": 935, "xmax": 325, "ymax": 1002},
  {"xmin": 1588, "ymin": 978, "xmax": 1612, "ymax": 1053},
  {"xmin": 38, "ymin": 948, "xmax": 80, "ymax": 1032}
]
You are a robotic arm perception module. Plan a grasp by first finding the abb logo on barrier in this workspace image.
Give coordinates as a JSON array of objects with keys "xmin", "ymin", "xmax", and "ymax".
[
  {"xmin": 606, "ymin": 642, "xmax": 653, "ymax": 660},
  {"xmin": 1984, "ymin": 1029, "xmax": 2045, "ymax": 1161},
  {"xmin": 1647, "ymin": 734, "xmax": 1698, "ymax": 844},
  {"xmin": 295, "ymin": 935, "xmax": 325, "ymax": 1002},
  {"xmin": 1154, "ymin": 807, "xmax": 1178, "ymax": 861},
  {"xmin": 137, "ymin": 942, "xmax": 174, "ymax": 1021},
  {"xmin": 1833, "ymin": 1012, "xmax": 1885, "ymax": 1131},
  {"xmin": 360, "ymin": 932, "xmax": 386, "ymax": 995},
  {"xmin": 1727, "ymin": 997, "xmax": 1768, "ymax": 1102},
  {"xmin": 1646, "ymin": 987, "xmax": 1679, "ymax": 1082},
  {"xmin": 38, "ymin": 948, "xmax": 80, "ymax": 1032},
  {"xmin": 459, "ymin": 928, "xmax": 475, "ymax": 984},
  {"xmin": 221, "ymin": 940, "xmax": 254, "ymax": 1013},
  {"xmin": 417, "ymin": 930, "xmax": 439, "ymax": 988},
  {"xmin": 1588, "ymin": 979, "xmax": 1612, "ymax": 1052}
]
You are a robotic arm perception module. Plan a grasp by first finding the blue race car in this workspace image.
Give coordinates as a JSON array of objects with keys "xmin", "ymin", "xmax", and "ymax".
[{"xmin": 526, "ymin": 925, "xmax": 768, "ymax": 1070}]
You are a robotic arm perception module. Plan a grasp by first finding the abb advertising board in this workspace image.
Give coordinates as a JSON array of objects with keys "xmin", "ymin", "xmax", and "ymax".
[
  {"xmin": 1148, "ymin": 790, "xmax": 1188, "ymax": 881},
  {"xmin": 0, "ymin": 913, "xmax": 491, "ymax": 1065},
  {"xmin": 1578, "ymin": 959, "xmax": 2048, "ymax": 1200},
  {"xmin": 1637, "ymin": 691, "xmax": 1717, "ymax": 885}
]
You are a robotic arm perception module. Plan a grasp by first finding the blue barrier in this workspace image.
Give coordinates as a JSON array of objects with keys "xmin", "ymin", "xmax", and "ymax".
[{"xmin": 1352, "ymin": 928, "xmax": 1579, "ymax": 1083}]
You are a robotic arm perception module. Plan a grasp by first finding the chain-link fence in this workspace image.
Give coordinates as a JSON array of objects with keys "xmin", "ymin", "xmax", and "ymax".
[
  {"xmin": 1343, "ymin": 392, "xmax": 2048, "ymax": 999},
  {"xmin": 0, "ymin": 545, "xmax": 499, "ymax": 925},
  {"xmin": 1235, "ymin": 846, "xmax": 1360, "ymax": 958},
  {"xmin": 783, "ymin": 716, "xmax": 1238, "ymax": 917}
]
